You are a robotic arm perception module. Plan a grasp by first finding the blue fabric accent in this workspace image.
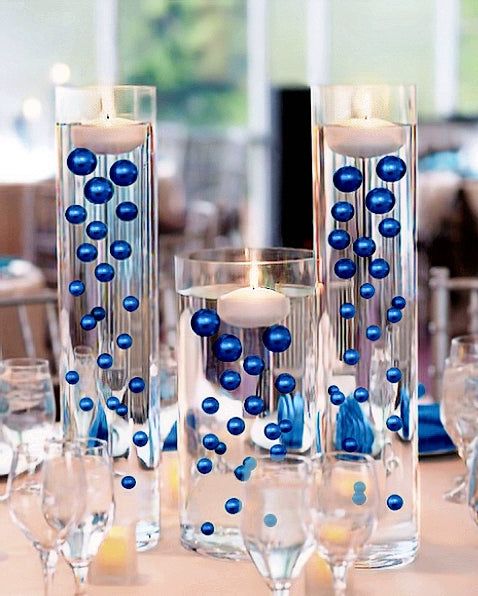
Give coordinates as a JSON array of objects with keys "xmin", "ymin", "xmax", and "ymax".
[
  {"xmin": 418, "ymin": 403, "xmax": 455, "ymax": 455},
  {"xmin": 335, "ymin": 396, "xmax": 374, "ymax": 454},
  {"xmin": 278, "ymin": 393, "xmax": 305, "ymax": 449}
]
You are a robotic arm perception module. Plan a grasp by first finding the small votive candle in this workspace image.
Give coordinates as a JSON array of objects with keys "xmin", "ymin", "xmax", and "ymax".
[{"xmin": 89, "ymin": 525, "xmax": 138, "ymax": 585}]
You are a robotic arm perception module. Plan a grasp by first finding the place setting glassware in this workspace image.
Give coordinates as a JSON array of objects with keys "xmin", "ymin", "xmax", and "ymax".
[{"xmin": 467, "ymin": 437, "xmax": 478, "ymax": 527}]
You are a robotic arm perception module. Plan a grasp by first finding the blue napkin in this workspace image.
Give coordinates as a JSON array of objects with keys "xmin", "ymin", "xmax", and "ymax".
[{"xmin": 418, "ymin": 403, "xmax": 455, "ymax": 455}]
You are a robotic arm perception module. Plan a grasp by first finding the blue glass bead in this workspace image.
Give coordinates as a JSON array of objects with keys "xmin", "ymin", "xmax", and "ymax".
[
  {"xmin": 79, "ymin": 397, "xmax": 94, "ymax": 412},
  {"xmin": 67, "ymin": 148, "xmax": 97, "ymax": 176},
  {"xmin": 97, "ymin": 353, "xmax": 113, "ymax": 369},
  {"xmin": 342, "ymin": 437, "xmax": 358, "ymax": 452},
  {"xmin": 234, "ymin": 465, "xmax": 251, "ymax": 482},
  {"xmin": 343, "ymin": 349, "xmax": 360, "ymax": 365},
  {"xmin": 191, "ymin": 309, "xmax": 220, "ymax": 337},
  {"xmin": 215, "ymin": 442, "xmax": 227, "ymax": 455},
  {"xmin": 129, "ymin": 377, "xmax": 145, "ymax": 393},
  {"xmin": 65, "ymin": 205, "xmax": 87, "ymax": 224},
  {"xmin": 365, "ymin": 188, "xmax": 395, "ymax": 214},
  {"xmin": 202, "ymin": 433, "xmax": 220, "ymax": 450},
  {"xmin": 264, "ymin": 423, "xmax": 281, "ymax": 440},
  {"xmin": 360, "ymin": 283, "xmax": 375, "ymax": 299},
  {"xmin": 263, "ymin": 513, "xmax": 278, "ymax": 527},
  {"xmin": 353, "ymin": 236, "xmax": 376, "ymax": 258},
  {"xmin": 91, "ymin": 306, "xmax": 106, "ymax": 321},
  {"xmin": 386, "ymin": 415, "xmax": 403, "ymax": 432},
  {"xmin": 244, "ymin": 395, "xmax": 264, "ymax": 415},
  {"xmin": 352, "ymin": 493, "xmax": 367, "ymax": 506},
  {"xmin": 369, "ymin": 258, "xmax": 390, "ymax": 279},
  {"xmin": 86, "ymin": 221, "xmax": 107, "ymax": 240},
  {"xmin": 354, "ymin": 387, "xmax": 369, "ymax": 402},
  {"xmin": 333, "ymin": 166, "xmax": 363, "ymax": 193},
  {"xmin": 80, "ymin": 314, "xmax": 96, "ymax": 331},
  {"xmin": 386, "ymin": 367, "xmax": 402, "ymax": 383},
  {"xmin": 392, "ymin": 295, "xmax": 406, "ymax": 309},
  {"xmin": 213, "ymin": 334, "xmax": 242, "ymax": 362},
  {"xmin": 243, "ymin": 355, "xmax": 265, "ymax": 376},
  {"xmin": 225, "ymin": 497, "xmax": 242, "ymax": 514},
  {"xmin": 202, "ymin": 397, "xmax": 219, "ymax": 414},
  {"xmin": 243, "ymin": 456, "xmax": 257, "ymax": 470},
  {"xmin": 106, "ymin": 396, "xmax": 120, "ymax": 410},
  {"xmin": 328, "ymin": 229, "xmax": 351, "ymax": 250},
  {"xmin": 123, "ymin": 295, "xmax": 139, "ymax": 312},
  {"xmin": 76, "ymin": 243, "xmax": 98, "ymax": 263},
  {"xmin": 331, "ymin": 391, "xmax": 345, "ymax": 406},
  {"xmin": 334, "ymin": 258, "xmax": 356, "ymax": 279},
  {"xmin": 65, "ymin": 370, "xmax": 79, "ymax": 385},
  {"xmin": 387, "ymin": 494, "xmax": 404, "ymax": 510},
  {"xmin": 227, "ymin": 417, "xmax": 245, "ymax": 435},
  {"xmin": 69, "ymin": 280, "xmax": 85, "ymax": 296},
  {"xmin": 263, "ymin": 325, "xmax": 292, "ymax": 353},
  {"xmin": 116, "ymin": 404, "xmax": 128, "ymax": 416},
  {"xmin": 279, "ymin": 419, "xmax": 293, "ymax": 433},
  {"xmin": 340, "ymin": 303, "xmax": 355, "ymax": 319},
  {"xmin": 196, "ymin": 457, "xmax": 213, "ymax": 474},
  {"xmin": 418, "ymin": 383, "xmax": 426, "ymax": 398},
  {"xmin": 331, "ymin": 201, "xmax": 354, "ymax": 222},
  {"xmin": 275, "ymin": 373, "xmax": 296, "ymax": 394},
  {"xmin": 116, "ymin": 201, "xmax": 138, "ymax": 221},
  {"xmin": 366, "ymin": 325, "xmax": 381, "ymax": 341},
  {"xmin": 110, "ymin": 240, "xmax": 132, "ymax": 260},
  {"xmin": 354, "ymin": 481, "xmax": 366, "ymax": 493},
  {"xmin": 219, "ymin": 370, "xmax": 241, "ymax": 391},
  {"xmin": 133, "ymin": 431, "xmax": 148, "ymax": 447},
  {"xmin": 379, "ymin": 217, "xmax": 401, "ymax": 238},
  {"xmin": 84, "ymin": 177, "xmax": 114, "ymax": 204},
  {"xmin": 116, "ymin": 333, "xmax": 133, "ymax": 349},
  {"xmin": 110, "ymin": 159, "xmax": 138, "ymax": 186},
  {"xmin": 328, "ymin": 385, "xmax": 340, "ymax": 395},
  {"xmin": 121, "ymin": 475, "xmax": 136, "ymax": 490},
  {"xmin": 201, "ymin": 522, "xmax": 215, "ymax": 536},
  {"xmin": 95, "ymin": 263, "xmax": 115, "ymax": 282},
  {"xmin": 387, "ymin": 307, "xmax": 402, "ymax": 323},
  {"xmin": 376, "ymin": 156, "xmax": 406, "ymax": 182},
  {"xmin": 270, "ymin": 444, "xmax": 287, "ymax": 461}
]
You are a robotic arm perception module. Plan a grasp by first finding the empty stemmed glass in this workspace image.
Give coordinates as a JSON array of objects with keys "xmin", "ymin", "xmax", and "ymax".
[
  {"xmin": 468, "ymin": 438, "xmax": 478, "ymax": 526},
  {"xmin": 240, "ymin": 455, "xmax": 315, "ymax": 596},
  {"xmin": 312, "ymin": 452, "xmax": 379, "ymax": 596}
]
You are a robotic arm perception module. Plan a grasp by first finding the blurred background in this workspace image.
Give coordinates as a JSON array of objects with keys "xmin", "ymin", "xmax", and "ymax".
[{"xmin": 0, "ymin": 0, "xmax": 478, "ymax": 399}]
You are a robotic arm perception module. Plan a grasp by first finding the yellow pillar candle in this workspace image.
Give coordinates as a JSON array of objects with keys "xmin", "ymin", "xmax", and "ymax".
[{"xmin": 89, "ymin": 525, "xmax": 138, "ymax": 585}]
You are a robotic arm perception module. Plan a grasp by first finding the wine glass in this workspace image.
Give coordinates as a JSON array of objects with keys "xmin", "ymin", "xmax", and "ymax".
[
  {"xmin": 468, "ymin": 438, "xmax": 478, "ymax": 526},
  {"xmin": 441, "ymin": 335, "xmax": 478, "ymax": 503},
  {"xmin": 312, "ymin": 452, "xmax": 379, "ymax": 596},
  {"xmin": 60, "ymin": 438, "xmax": 115, "ymax": 594},
  {"xmin": 240, "ymin": 455, "xmax": 316, "ymax": 596},
  {"xmin": 8, "ymin": 439, "xmax": 85, "ymax": 596}
]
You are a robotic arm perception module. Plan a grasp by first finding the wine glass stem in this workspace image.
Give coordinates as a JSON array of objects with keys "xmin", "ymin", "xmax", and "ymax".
[
  {"xmin": 271, "ymin": 587, "xmax": 290, "ymax": 596},
  {"xmin": 72, "ymin": 564, "xmax": 89, "ymax": 595},
  {"xmin": 331, "ymin": 562, "xmax": 349, "ymax": 596},
  {"xmin": 39, "ymin": 548, "xmax": 57, "ymax": 596}
]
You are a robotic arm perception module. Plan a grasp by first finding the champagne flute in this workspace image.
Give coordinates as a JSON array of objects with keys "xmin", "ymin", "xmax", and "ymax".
[{"xmin": 240, "ymin": 455, "xmax": 315, "ymax": 596}]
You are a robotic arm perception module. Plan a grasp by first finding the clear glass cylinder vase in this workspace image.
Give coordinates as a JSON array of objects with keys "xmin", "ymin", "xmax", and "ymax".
[
  {"xmin": 55, "ymin": 85, "xmax": 160, "ymax": 551},
  {"xmin": 175, "ymin": 248, "xmax": 316, "ymax": 559},
  {"xmin": 311, "ymin": 85, "xmax": 418, "ymax": 568}
]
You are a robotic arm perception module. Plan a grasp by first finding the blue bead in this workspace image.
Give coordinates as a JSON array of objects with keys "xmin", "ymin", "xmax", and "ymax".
[
  {"xmin": 84, "ymin": 177, "xmax": 114, "ymax": 204},
  {"xmin": 215, "ymin": 442, "xmax": 227, "ymax": 455},
  {"xmin": 342, "ymin": 437, "xmax": 358, "ymax": 452},
  {"xmin": 67, "ymin": 148, "xmax": 97, "ymax": 176},
  {"xmin": 387, "ymin": 307, "xmax": 402, "ymax": 323},
  {"xmin": 116, "ymin": 404, "xmax": 128, "ymax": 416},
  {"xmin": 133, "ymin": 431, "xmax": 148, "ymax": 447},
  {"xmin": 79, "ymin": 397, "xmax": 94, "ymax": 412},
  {"xmin": 123, "ymin": 295, "xmax": 139, "ymax": 312},
  {"xmin": 366, "ymin": 325, "xmax": 381, "ymax": 341},
  {"xmin": 191, "ymin": 309, "xmax": 220, "ymax": 337},
  {"xmin": 106, "ymin": 396, "xmax": 120, "ymax": 410},
  {"xmin": 65, "ymin": 205, "xmax": 87, "ymax": 224},
  {"xmin": 365, "ymin": 188, "xmax": 395, "ymax": 214},
  {"xmin": 202, "ymin": 397, "xmax": 219, "ymax": 414},
  {"xmin": 275, "ymin": 373, "xmax": 296, "ymax": 394},
  {"xmin": 69, "ymin": 280, "xmax": 85, "ymax": 296},
  {"xmin": 379, "ymin": 218, "xmax": 401, "ymax": 238},
  {"xmin": 354, "ymin": 387, "xmax": 369, "ymax": 402},
  {"xmin": 328, "ymin": 385, "xmax": 340, "ymax": 395},
  {"xmin": 244, "ymin": 395, "xmax": 264, "ymax": 415},
  {"xmin": 331, "ymin": 201, "xmax": 354, "ymax": 222},
  {"xmin": 343, "ymin": 349, "xmax": 360, "ymax": 365},
  {"xmin": 116, "ymin": 333, "xmax": 133, "ymax": 349},
  {"xmin": 213, "ymin": 334, "xmax": 242, "ymax": 362},
  {"xmin": 243, "ymin": 456, "xmax": 257, "ymax": 470},
  {"xmin": 91, "ymin": 306, "xmax": 106, "ymax": 321},
  {"xmin": 279, "ymin": 419, "xmax": 293, "ymax": 433},
  {"xmin": 352, "ymin": 493, "xmax": 367, "ymax": 506},
  {"xmin": 263, "ymin": 513, "xmax": 278, "ymax": 527},
  {"xmin": 243, "ymin": 355, "xmax": 265, "ymax": 376},
  {"xmin": 225, "ymin": 497, "xmax": 242, "ymax": 514},
  {"xmin": 376, "ymin": 156, "xmax": 406, "ymax": 182},
  {"xmin": 80, "ymin": 314, "xmax": 96, "ymax": 331},
  {"xmin": 339, "ymin": 303, "xmax": 355, "ymax": 319},
  {"xmin": 360, "ymin": 283, "xmax": 375, "ymax": 299},
  {"xmin": 219, "ymin": 370, "xmax": 241, "ymax": 391},
  {"xmin": 129, "ymin": 377, "xmax": 145, "ymax": 393},
  {"xmin": 354, "ymin": 481, "xmax": 366, "ymax": 493},
  {"xmin": 110, "ymin": 159, "xmax": 138, "ymax": 186},
  {"xmin": 333, "ymin": 166, "xmax": 363, "ymax": 193},
  {"xmin": 391, "ymin": 295, "xmax": 406, "ymax": 309},
  {"xmin": 386, "ymin": 415, "xmax": 403, "ymax": 432},
  {"xmin": 201, "ymin": 522, "xmax": 215, "ymax": 536},
  {"xmin": 418, "ymin": 383, "xmax": 426, "ymax": 398},
  {"xmin": 95, "ymin": 263, "xmax": 115, "ymax": 282},
  {"xmin": 353, "ymin": 236, "xmax": 376, "ymax": 258},
  {"xmin": 227, "ymin": 417, "xmax": 245, "ymax": 435},
  {"xmin": 202, "ymin": 433, "xmax": 220, "ymax": 450},
  {"xmin": 76, "ymin": 243, "xmax": 98, "ymax": 263},
  {"xmin": 330, "ymin": 391, "xmax": 345, "ymax": 406},
  {"xmin": 328, "ymin": 229, "xmax": 351, "ymax": 251},
  {"xmin": 110, "ymin": 240, "xmax": 132, "ymax": 260},
  {"xmin": 86, "ymin": 220, "xmax": 108, "ymax": 240},
  {"xmin": 196, "ymin": 457, "xmax": 213, "ymax": 474},
  {"xmin": 234, "ymin": 465, "xmax": 251, "ymax": 481},
  {"xmin": 263, "ymin": 325, "xmax": 292, "ymax": 353},
  {"xmin": 97, "ymin": 353, "xmax": 113, "ymax": 369},
  {"xmin": 121, "ymin": 475, "xmax": 136, "ymax": 490},
  {"xmin": 270, "ymin": 444, "xmax": 287, "ymax": 461},
  {"xmin": 116, "ymin": 201, "xmax": 138, "ymax": 221},
  {"xmin": 65, "ymin": 370, "xmax": 79, "ymax": 385},
  {"xmin": 334, "ymin": 258, "xmax": 356, "ymax": 279},
  {"xmin": 264, "ymin": 423, "xmax": 281, "ymax": 440},
  {"xmin": 369, "ymin": 258, "xmax": 390, "ymax": 279},
  {"xmin": 387, "ymin": 494, "xmax": 404, "ymax": 510},
  {"xmin": 386, "ymin": 367, "xmax": 402, "ymax": 383}
]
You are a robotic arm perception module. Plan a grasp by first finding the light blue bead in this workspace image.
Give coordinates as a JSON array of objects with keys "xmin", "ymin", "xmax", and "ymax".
[{"xmin": 263, "ymin": 513, "xmax": 278, "ymax": 527}]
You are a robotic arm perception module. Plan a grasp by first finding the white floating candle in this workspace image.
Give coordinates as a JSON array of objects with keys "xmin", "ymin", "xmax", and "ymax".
[{"xmin": 218, "ymin": 286, "xmax": 290, "ymax": 328}]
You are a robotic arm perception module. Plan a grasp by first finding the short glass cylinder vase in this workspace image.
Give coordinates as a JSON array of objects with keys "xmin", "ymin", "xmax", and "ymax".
[
  {"xmin": 175, "ymin": 248, "xmax": 316, "ymax": 560},
  {"xmin": 56, "ymin": 85, "xmax": 160, "ymax": 551},
  {"xmin": 312, "ymin": 84, "xmax": 418, "ymax": 568}
]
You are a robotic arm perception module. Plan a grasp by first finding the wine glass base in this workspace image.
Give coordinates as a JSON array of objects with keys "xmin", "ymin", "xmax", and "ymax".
[
  {"xmin": 180, "ymin": 524, "xmax": 248, "ymax": 561},
  {"xmin": 443, "ymin": 477, "xmax": 467, "ymax": 504},
  {"xmin": 355, "ymin": 537, "xmax": 418, "ymax": 569},
  {"xmin": 136, "ymin": 521, "xmax": 160, "ymax": 552}
]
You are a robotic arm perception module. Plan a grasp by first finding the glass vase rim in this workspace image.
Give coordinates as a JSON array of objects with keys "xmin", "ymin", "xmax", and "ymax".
[
  {"xmin": 2, "ymin": 357, "xmax": 50, "ymax": 371},
  {"xmin": 311, "ymin": 83, "xmax": 416, "ymax": 92},
  {"xmin": 55, "ymin": 84, "xmax": 156, "ymax": 93},
  {"xmin": 175, "ymin": 247, "xmax": 315, "ymax": 267},
  {"xmin": 450, "ymin": 334, "xmax": 478, "ymax": 345}
]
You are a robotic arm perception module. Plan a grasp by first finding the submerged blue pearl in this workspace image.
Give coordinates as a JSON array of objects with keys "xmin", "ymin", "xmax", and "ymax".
[
  {"xmin": 95, "ymin": 263, "xmax": 115, "ymax": 282},
  {"xmin": 196, "ymin": 457, "xmax": 213, "ymax": 474},
  {"xmin": 342, "ymin": 437, "xmax": 358, "ymax": 452},
  {"xmin": 353, "ymin": 236, "xmax": 376, "ymax": 258},
  {"xmin": 333, "ymin": 166, "xmax": 363, "ymax": 192},
  {"xmin": 65, "ymin": 205, "xmax": 87, "ymax": 224},
  {"xmin": 116, "ymin": 201, "xmax": 138, "ymax": 221},
  {"xmin": 225, "ymin": 498, "xmax": 242, "ymax": 514},
  {"xmin": 116, "ymin": 404, "xmax": 128, "ymax": 416},
  {"xmin": 343, "ymin": 349, "xmax": 360, "ymax": 365},
  {"xmin": 91, "ymin": 306, "xmax": 106, "ymax": 321},
  {"xmin": 354, "ymin": 387, "xmax": 369, "ymax": 402},
  {"xmin": 215, "ymin": 442, "xmax": 227, "ymax": 455},
  {"xmin": 340, "ymin": 303, "xmax": 355, "ymax": 319},
  {"xmin": 191, "ymin": 309, "xmax": 220, "ymax": 337},
  {"xmin": 80, "ymin": 314, "xmax": 96, "ymax": 331},
  {"xmin": 369, "ymin": 258, "xmax": 390, "ymax": 279},
  {"xmin": 219, "ymin": 370, "xmax": 241, "ymax": 391},
  {"xmin": 243, "ymin": 456, "xmax": 257, "ymax": 470},
  {"xmin": 202, "ymin": 433, "xmax": 219, "ymax": 450},
  {"xmin": 270, "ymin": 444, "xmax": 287, "ymax": 460},
  {"xmin": 123, "ymin": 295, "xmax": 139, "ymax": 312},
  {"xmin": 387, "ymin": 494, "xmax": 404, "ymax": 510},
  {"xmin": 69, "ymin": 280, "xmax": 85, "ymax": 296},
  {"xmin": 386, "ymin": 367, "xmax": 402, "ymax": 383},
  {"xmin": 129, "ymin": 377, "xmax": 145, "ymax": 393},
  {"xmin": 263, "ymin": 513, "xmax": 278, "ymax": 527},
  {"xmin": 106, "ymin": 396, "xmax": 120, "ymax": 410},
  {"xmin": 227, "ymin": 417, "xmax": 245, "ymax": 435},
  {"xmin": 243, "ymin": 355, "xmax": 265, "ymax": 376},
  {"xmin": 387, "ymin": 307, "xmax": 402, "ymax": 323},
  {"xmin": 386, "ymin": 415, "xmax": 403, "ymax": 432},
  {"xmin": 379, "ymin": 218, "xmax": 401, "ymax": 238},
  {"xmin": 84, "ymin": 177, "xmax": 113, "ymax": 204},
  {"xmin": 392, "ymin": 295, "xmax": 406, "ymax": 309},
  {"xmin": 366, "ymin": 325, "xmax": 381, "ymax": 341},
  {"xmin": 202, "ymin": 397, "xmax": 219, "ymax": 414},
  {"xmin": 86, "ymin": 221, "xmax": 107, "ymax": 240},
  {"xmin": 213, "ymin": 334, "xmax": 242, "ymax": 362},
  {"xmin": 121, "ymin": 475, "xmax": 136, "ymax": 489},
  {"xmin": 116, "ymin": 333, "xmax": 133, "ymax": 349},
  {"xmin": 110, "ymin": 159, "xmax": 138, "ymax": 186},
  {"xmin": 263, "ymin": 325, "xmax": 291, "ymax": 353},
  {"xmin": 359, "ymin": 283, "xmax": 375, "ymax": 299},
  {"xmin": 65, "ymin": 370, "xmax": 79, "ymax": 385},
  {"xmin": 328, "ymin": 385, "xmax": 340, "ymax": 395},
  {"xmin": 330, "ymin": 391, "xmax": 345, "ymax": 406},
  {"xmin": 76, "ymin": 243, "xmax": 97, "ymax": 263},
  {"xmin": 376, "ymin": 156, "xmax": 406, "ymax": 182},
  {"xmin": 79, "ymin": 397, "xmax": 94, "ymax": 412},
  {"xmin": 201, "ymin": 522, "xmax": 215, "ymax": 535},
  {"xmin": 97, "ymin": 353, "xmax": 113, "ymax": 369},
  {"xmin": 328, "ymin": 229, "xmax": 351, "ymax": 250},
  {"xmin": 279, "ymin": 419, "xmax": 293, "ymax": 433},
  {"xmin": 274, "ymin": 373, "xmax": 296, "ymax": 394},
  {"xmin": 67, "ymin": 148, "xmax": 97, "ymax": 176},
  {"xmin": 264, "ymin": 423, "xmax": 281, "ymax": 440},
  {"xmin": 334, "ymin": 258, "xmax": 356, "ymax": 279},
  {"xmin": 234, "ymin": 465, "xmax": 251, "ymax": 482},
  {"xmin": 331, "ymin": 201, "xmax": 355, "ymax": 222},
  {"xmin": 110, "ymin": 240, "xmax": 132, "ymax": 260},
  {"xmin": 244, "ymin": 396, "xmax": 264, "ymax": 415},
  {"xmin": 365, "ymin": 188, "xmax": 395, "ymax": 214}
]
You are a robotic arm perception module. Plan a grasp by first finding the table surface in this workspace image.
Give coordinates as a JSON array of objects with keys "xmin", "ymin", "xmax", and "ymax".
[{"xmin": 0, "ymin": 455, "xmax": 476, "ymax": 596}]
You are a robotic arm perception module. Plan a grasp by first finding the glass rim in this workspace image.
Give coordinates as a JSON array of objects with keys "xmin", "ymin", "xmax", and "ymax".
[
  {"xmin": 311, "ymin": 83, "xmax": 416, "ymax": 92},
  {"xmin": 175, "ymin": 247, "xmax": 315, "ymax": 267},
  {"xmin": 2, "ymin": 358, "xmax": 49, "ymax": 371},
  {"xmin": 450, "ymin": 334, "xmax": 478, "ymax": 345},
  {"xmin": 55, "ymin": 84, "xmax": 156, "ymax": 93}
]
